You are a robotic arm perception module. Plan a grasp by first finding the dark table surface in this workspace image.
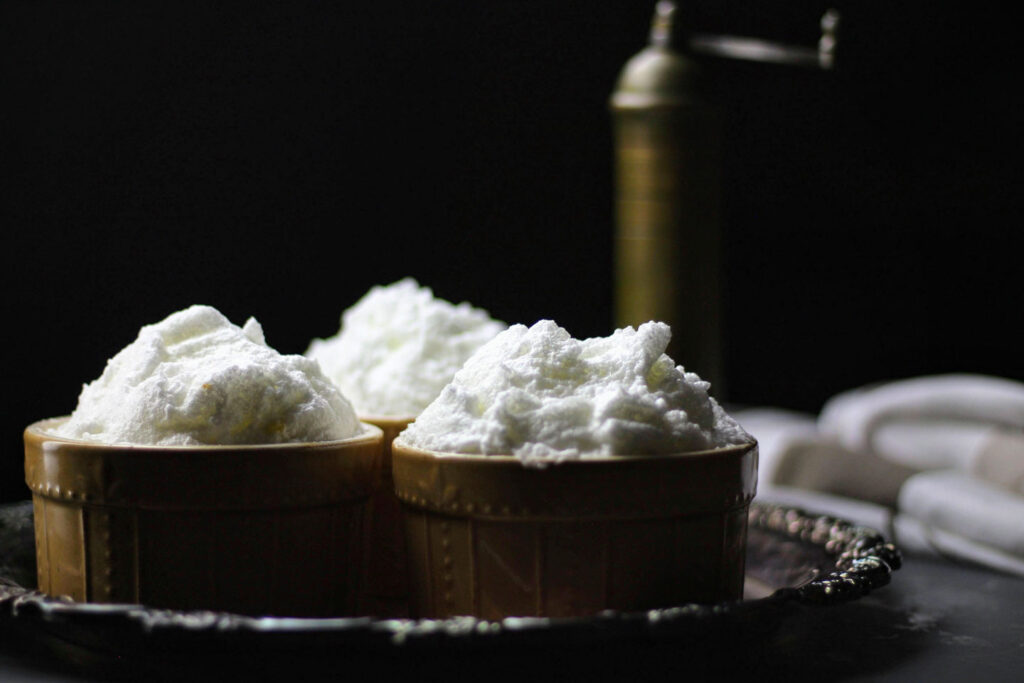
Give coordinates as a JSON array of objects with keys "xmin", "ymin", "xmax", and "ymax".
[{"xmin": 3, "ymin": 549, "xmax": 1023, "ymax": 682}]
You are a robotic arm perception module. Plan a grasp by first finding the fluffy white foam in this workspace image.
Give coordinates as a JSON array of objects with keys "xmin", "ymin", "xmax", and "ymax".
[
  {"xmin": 306, "ymin": 278, "xmax": 505, "ymax": 417},
  {"xmin": 398, "ymin": 320, "xmax": 751, "ymax": 465},
  {"xmin": 55, "ymin": 305, "xmax": 362, "ymax": 445}
]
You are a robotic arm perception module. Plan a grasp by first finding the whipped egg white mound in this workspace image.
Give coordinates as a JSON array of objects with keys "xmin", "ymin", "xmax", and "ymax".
[
  {"xmin": 55, "ymin": 305, "xmax": 362, "ymax": 445},
  {"xmin": 306, "ymin": 278, "xmax": 505, "ymax": 417},
  {"xmin": 398, "ymin": 320, "xmax": 751, "ymax": 466}
]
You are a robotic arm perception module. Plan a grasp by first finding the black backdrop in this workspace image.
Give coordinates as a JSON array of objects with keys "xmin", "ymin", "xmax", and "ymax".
[{"xmin": 2, "ymin": 2, "xmax": 1020, "ymax": 502}]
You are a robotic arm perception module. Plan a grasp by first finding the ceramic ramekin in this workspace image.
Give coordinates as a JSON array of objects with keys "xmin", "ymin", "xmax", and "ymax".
[
  {"xmin": 356, "ymin": 413, "xmax": 415, "ymax": 617},
  {"xmin": 24, "ymin": 418, "xmax": 384, "ymax": 617},
  {"xmin": 392, "ymin": 439, "xmax": 757, "ymax": 619}
]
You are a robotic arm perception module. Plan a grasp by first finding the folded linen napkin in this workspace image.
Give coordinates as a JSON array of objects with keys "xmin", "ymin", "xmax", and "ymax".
[
  {"xmin": 892, "ymin": 513, "xmax": 1024, "ymax": 578},
  {"xmin": 898, "ymin": 469, "xmax": 1024, "ymax": 560},
  {"xmin": 730, "ymin": 408, "xmax": 819, "ymax": 485},
  {"xmin": 737, "ymin": 374, "xmax": 1024, "ymax": 576},
  {"xmin": 818, "ymin": 374, "xmax": 1024, "ymax": 470},
  {"xmin": 735, "ymin": 408, "xmax": 917, "ymax": 507},
  {"xmin": 969, "ymin": 431, "xmax": 1024, "ymax": 496}
]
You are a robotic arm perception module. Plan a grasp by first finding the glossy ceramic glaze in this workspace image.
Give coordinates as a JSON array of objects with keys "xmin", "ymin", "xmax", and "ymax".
[
  {"xmin": 357, "ymin": 413, "xmax": 415, "ymax": 617},
  {"xmin": 24, "ymin": 417, "xmax": 384, "ymax": 617},
  {"xmin": 392, "ymin": 440, "xmax": 758, "ymax": 619}
]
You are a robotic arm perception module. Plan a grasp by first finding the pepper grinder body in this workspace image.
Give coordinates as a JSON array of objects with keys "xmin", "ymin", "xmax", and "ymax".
[{"xmin": 611, "ymin": 18, "xmax": 724, "ymax": 395}]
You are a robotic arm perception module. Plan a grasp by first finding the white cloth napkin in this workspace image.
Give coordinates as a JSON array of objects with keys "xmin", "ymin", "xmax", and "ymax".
[
  {"xmin": 737, "ymin": 374, "xmax": 1024, "ymax": 577},
  {"xmin": 818, "ymin": 374, "xmax": 1024, "ymax": 470},
  {"xmin": 730, "ymin": 408, "xmax": 819, "ymax": 487},
  {"xmin": 969, "ymin": 431, "xmax": 1024, "ymax": 496},
  {"xmin": 892, "ymin": 513, "xmax": 1024, "ymax": 577},
  {"xmin": 899, "ymin": 469, "xmax": 1024, "ymax": 560},
  {"xmin": 734, "ymin": 407, "xmax": 916, "ymax": 507}
]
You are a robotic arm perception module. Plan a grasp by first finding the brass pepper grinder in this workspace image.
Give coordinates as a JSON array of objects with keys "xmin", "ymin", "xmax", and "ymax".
[
  {"xmin": 611, "ymin": 1, "xmax": 724, "ymax": 393},
  {"xmin": 611, "ymin": 2, "xmax": 838, "ymax": 398}
]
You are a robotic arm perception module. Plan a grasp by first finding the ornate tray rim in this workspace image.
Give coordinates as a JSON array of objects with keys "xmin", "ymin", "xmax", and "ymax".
[{"xmin": 0, "ymin": 501, "xmax": 901, "ymax": 665}]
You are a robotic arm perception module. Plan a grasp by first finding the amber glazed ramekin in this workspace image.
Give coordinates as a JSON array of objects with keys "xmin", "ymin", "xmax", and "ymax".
[
  {"xmin": 24, "ymin": 418, "xmax": 384, "ymax": 617},
  {"xmin": 392, "ymin": 440, "xmax": 758, "ymax": 620},
  {"xmin": 356, "ymin": 414, "xmax": 414, "ymax": 617}
]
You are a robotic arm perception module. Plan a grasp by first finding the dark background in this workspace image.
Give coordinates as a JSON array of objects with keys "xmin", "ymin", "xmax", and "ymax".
[{"xmin": 2, "ymin": 1, "xmax": 1020, "ymax": 503}]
